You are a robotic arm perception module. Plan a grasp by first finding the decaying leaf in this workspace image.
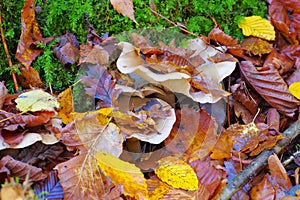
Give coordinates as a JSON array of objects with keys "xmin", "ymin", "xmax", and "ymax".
[
  {"xmin": 96, "ymin": 151, "xmax": 148, "ymax": 199},
  {"xmin": 238, "ymin": 16, "xmax": 276, "ymax": 41},
  {"xmin": 240, "ymin": 37, "xmax": 273, "ymax": 55},
  {"xmin": 15, "ymin": 90, "xmax": 59, "ymax": 112},
  {"xmin": 155, "ymin": 156, "xmax": 199, "ymax": 191},
  {"xmin": 110, "ymin": 0, "xmax": 137, "ymax": 23},
  {"xmin": 250, "ymin": 174, "xmax": 276, "ymax": 200},
  {"xmin": 15, "ymin": 0, "xmax": 43, "ymax": 69}
]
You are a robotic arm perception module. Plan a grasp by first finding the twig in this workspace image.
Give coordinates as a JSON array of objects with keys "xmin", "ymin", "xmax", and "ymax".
[
  {"xmin": 216, "ymin": 120, "xmax": 300, "ymax": 200},
  {"xmin": 146, "ymin": 5, "xmax": 199, "ymax": 38},
  {"xmin": 0, "ymin": 11, "xmax": 19, "ymax": 92}
]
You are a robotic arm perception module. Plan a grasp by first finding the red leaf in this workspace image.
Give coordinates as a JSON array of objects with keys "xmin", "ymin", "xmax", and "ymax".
[
  {"xmin": 0, "ymin": 111, "xmax": 55, "ymax": 127},
  {"xmin": 81, "ymin": 64, "xmax": 120, "ymax": 108},
  {"xmin": 239, "ymin": 61, "xmax": 299, "ymax": 117},
  {"xmin": 15, "ymin": 0, "xmax": 43, "ymax": 69}
]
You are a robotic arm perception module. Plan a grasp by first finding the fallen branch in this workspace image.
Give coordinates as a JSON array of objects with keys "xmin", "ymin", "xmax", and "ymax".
[{"xmin": 216, "ymin": 120, "xmax": 300, "ymax": 200}]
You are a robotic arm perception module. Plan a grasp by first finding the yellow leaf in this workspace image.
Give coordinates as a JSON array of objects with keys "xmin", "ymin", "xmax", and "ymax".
[
  {"xmin": 238, "ymin": 16, "xmax": 275, "ymax": 41},
  {"xmin": 15, "ymin": 89, "xmax": 59, "ymax": 112},
  {"xmin": 57, "ymin": 87, "xmax": 74, "ymax": 124},
  {"xmin": 154, "ymin": 156, "xmax": 199, "ymax": 191},
  {"xmin": 96, "ymin": 152, "xmax": 148, "ymax": 199},
  {"xmin": 289, "ymin": 82, "xmax": 300, "ymax": 99},
  {"xmin": 72, "ymin": 107, "xmax": 113, "ymax": 125}
]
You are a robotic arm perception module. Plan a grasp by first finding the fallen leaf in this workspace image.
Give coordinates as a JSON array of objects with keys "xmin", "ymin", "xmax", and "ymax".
[
  {"xmin": 81, "ymin": 64, "xmax": 120, "ymax": 108},
  {"xmin": 96, "ymin": 151, "xmax": 148, "ymax": 199},
  {"xmin": 16, "ymin": 67, "xmax": 43, "ymax": 89},
  {"xmin": 15, "ymin": 90, "xmax": 59, "ymax": 112},
  {"xmin": 53, "ymin": 33, "xmax": 80, "ymax": 68},
  {"xmin": 34, "ymin": 170, "xmax": 64, "ymax": 200},
  {"xmin": 238, "ymin": 16, "xmax": 276, "ymax": 41},
  {"xmin": 240, "ymin": 37, "xmax": 273, "ymax": 55},
  {"xmin": 268, "ymin": 154, "xmax": 292, "ymax": 191},
  {"xmin": 110, "ymin": 0, "xmax": 137, "ymax": 23},
  {"xmin": 57, "ymin": 87, "xmax": 74, "ymax": 124},
  {"xmin": 250, "ymin": 174, "xmax": 275, "ymax": 200},
  {"xmin": 15, "ymin": 0, "xmax": 43, "ymax": 69},
  {"xmin": 79, "ymin": 44, "xmax": 109, "ymax": 65},
  {"xmin": 289, "ymin": 82, "xmax": 300, "ymax": 99},
  {"xmin": 154, "ymin": 156, "xmax": 199, "ymax": 191},
  {"xmin": 56, "ymin": 154, "xmax": 111, "ymax": 199},
  {"xmin": 0, "ymin": 81, "xmax": 8, "ymax": 109},
  {"xmin": 240, "ymin": 61, "xmax": 299, "ymax": 117},
  {"xmin": 0, "ymin": 155, "xmax": 46, "ymax": 181}
]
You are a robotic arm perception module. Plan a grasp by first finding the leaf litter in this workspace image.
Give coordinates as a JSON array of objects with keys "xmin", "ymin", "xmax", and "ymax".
[{"xmin": 1, "ymin": 0, "xmax": 300, "ymax": 199}]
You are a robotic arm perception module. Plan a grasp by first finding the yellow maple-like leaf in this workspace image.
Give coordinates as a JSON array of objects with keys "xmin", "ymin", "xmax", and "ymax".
[
  {"xmin": 96, "ymin": 152, "xmax": 148, "ymax": 199},
  {"xmin": 154, "ymin": 156, "xmax": 199, "ymax": 191},
  {"xmin": 238, "ymin": 16, "xmax": 275, "ymax": 41},
  {"xmin": 15, "ymin": 89, "xmax": 59, "ymax": 112},
  {"xmin": 289, "ymin": 82, "xmax": 300, "ymax": 99},
  {"xmin": 57, "ymin": 87, "xmax": 74, "ymax": 124}
]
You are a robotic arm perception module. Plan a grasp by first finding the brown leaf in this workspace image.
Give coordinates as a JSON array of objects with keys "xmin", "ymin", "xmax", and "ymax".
[
  {"xmin": 16, "ymin": 67, "xmax": 43, "ymax": 89},
  {"xmin": 79, "ymin": 44, "xmax": 109, "ymax": 65},
  {"xmin": 56, "ymin": 154, "xmax": 111, "ymax": 199},
  {"xmin": 207, "ymin": 27, "xmax": 243, "ymax": 57},
  {"xmin": 286, "ymin": 66, "xmax": 300, "ymax": 86},
  {"xmin": 0, "ymin": 82, "xmax": 8, "ymax": 109},
  {"xmin": 189, "ymin": 160, "xmax": 223, "ymax": 198},
  {"xmin": 0, "ymin": 155, "xmax": 46, "ymax": 181},
  {"xmin": 250, "ymin": 174, "xmax": 275, "ymax": 200},
  {"xmin": 1, "ymin": 124, "xmax": 26, "ymax": 145},
  {"xmin": 264, "ymin": 49, "xmax": 294, "ymax": 75},
  {"xmin": 53, "ymin": 33, "xmax": 80, "ymax": 68},
  {"xmin": 268, "ymin": 0, "xmax": 299, "ymax": 44},
  {"xmin": 240, "ymin": 61, "xmax": 299, "ymax": 117},
  {"xmin": 15, "ymin": 0, "xmax": 43, "ymax": 69},
  {"xmin": 110, "ymin": 0, "xmax": 137, "ymax": 23},
  {"xmin": 267, "ymin": 108, "xmax": 280, "ymax": 132},
  {"xmin": 268, "ymin": 154, "xmax": 292, "ymax": 191},
  {"xmin": 240, "ymin": 37, "xmax": 273, "ymax": 56}
]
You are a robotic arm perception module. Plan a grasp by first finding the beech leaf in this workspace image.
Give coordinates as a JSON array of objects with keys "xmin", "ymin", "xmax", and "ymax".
[
  {"xmin": 289, "ymin": 82, "xmax": 300, "ymax": 99},
  {"xmin": 238, "ymin": 16, "xmax": 276, "ymax": 41},
  {"xmin": 155, "ymin": 156, "xmax": 199, "ymax": 191},
  {"xmin": 96, "ymin": 151, "xmax": 148, "ymax": 199},
  {"xmin": 240, "ymin": 61, "xmax": 299, "ymax": 117}
]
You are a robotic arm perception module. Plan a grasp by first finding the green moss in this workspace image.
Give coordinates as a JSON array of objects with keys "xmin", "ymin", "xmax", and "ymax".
[{"xmin": 0, "ymin": 0, "xmax": 268, "ymax": 92}]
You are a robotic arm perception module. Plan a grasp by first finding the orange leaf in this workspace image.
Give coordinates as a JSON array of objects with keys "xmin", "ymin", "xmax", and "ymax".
[
  {"xmin": 96, "ymin": 152, "xmax": 148, "ymax": 199},
  {"xmin": 250, "ymin": 174, "xmax": 275, "ymax": 200},
  {"xmin": 57, "ymin": 87, "xmax": 74, "ymax": 124},
  {"xmin": 110, "ymin": 0, "xmax": 137, "ymax": 23},
  {"xmin": 268, "ymin": 154, "xmax": 292, "ymax": 191},
  {"xmin": 155, "ymin": 156, "xmax": 198, "ymax": 191}
]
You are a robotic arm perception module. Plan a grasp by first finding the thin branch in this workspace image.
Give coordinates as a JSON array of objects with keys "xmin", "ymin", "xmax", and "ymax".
[
  {"xmin": 216, "ymin": 120, "xmax": 300, "ymax": 200},
  {"xmin": 0, "ymin": 11, "xmax": 19, "ymax": 92}
]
